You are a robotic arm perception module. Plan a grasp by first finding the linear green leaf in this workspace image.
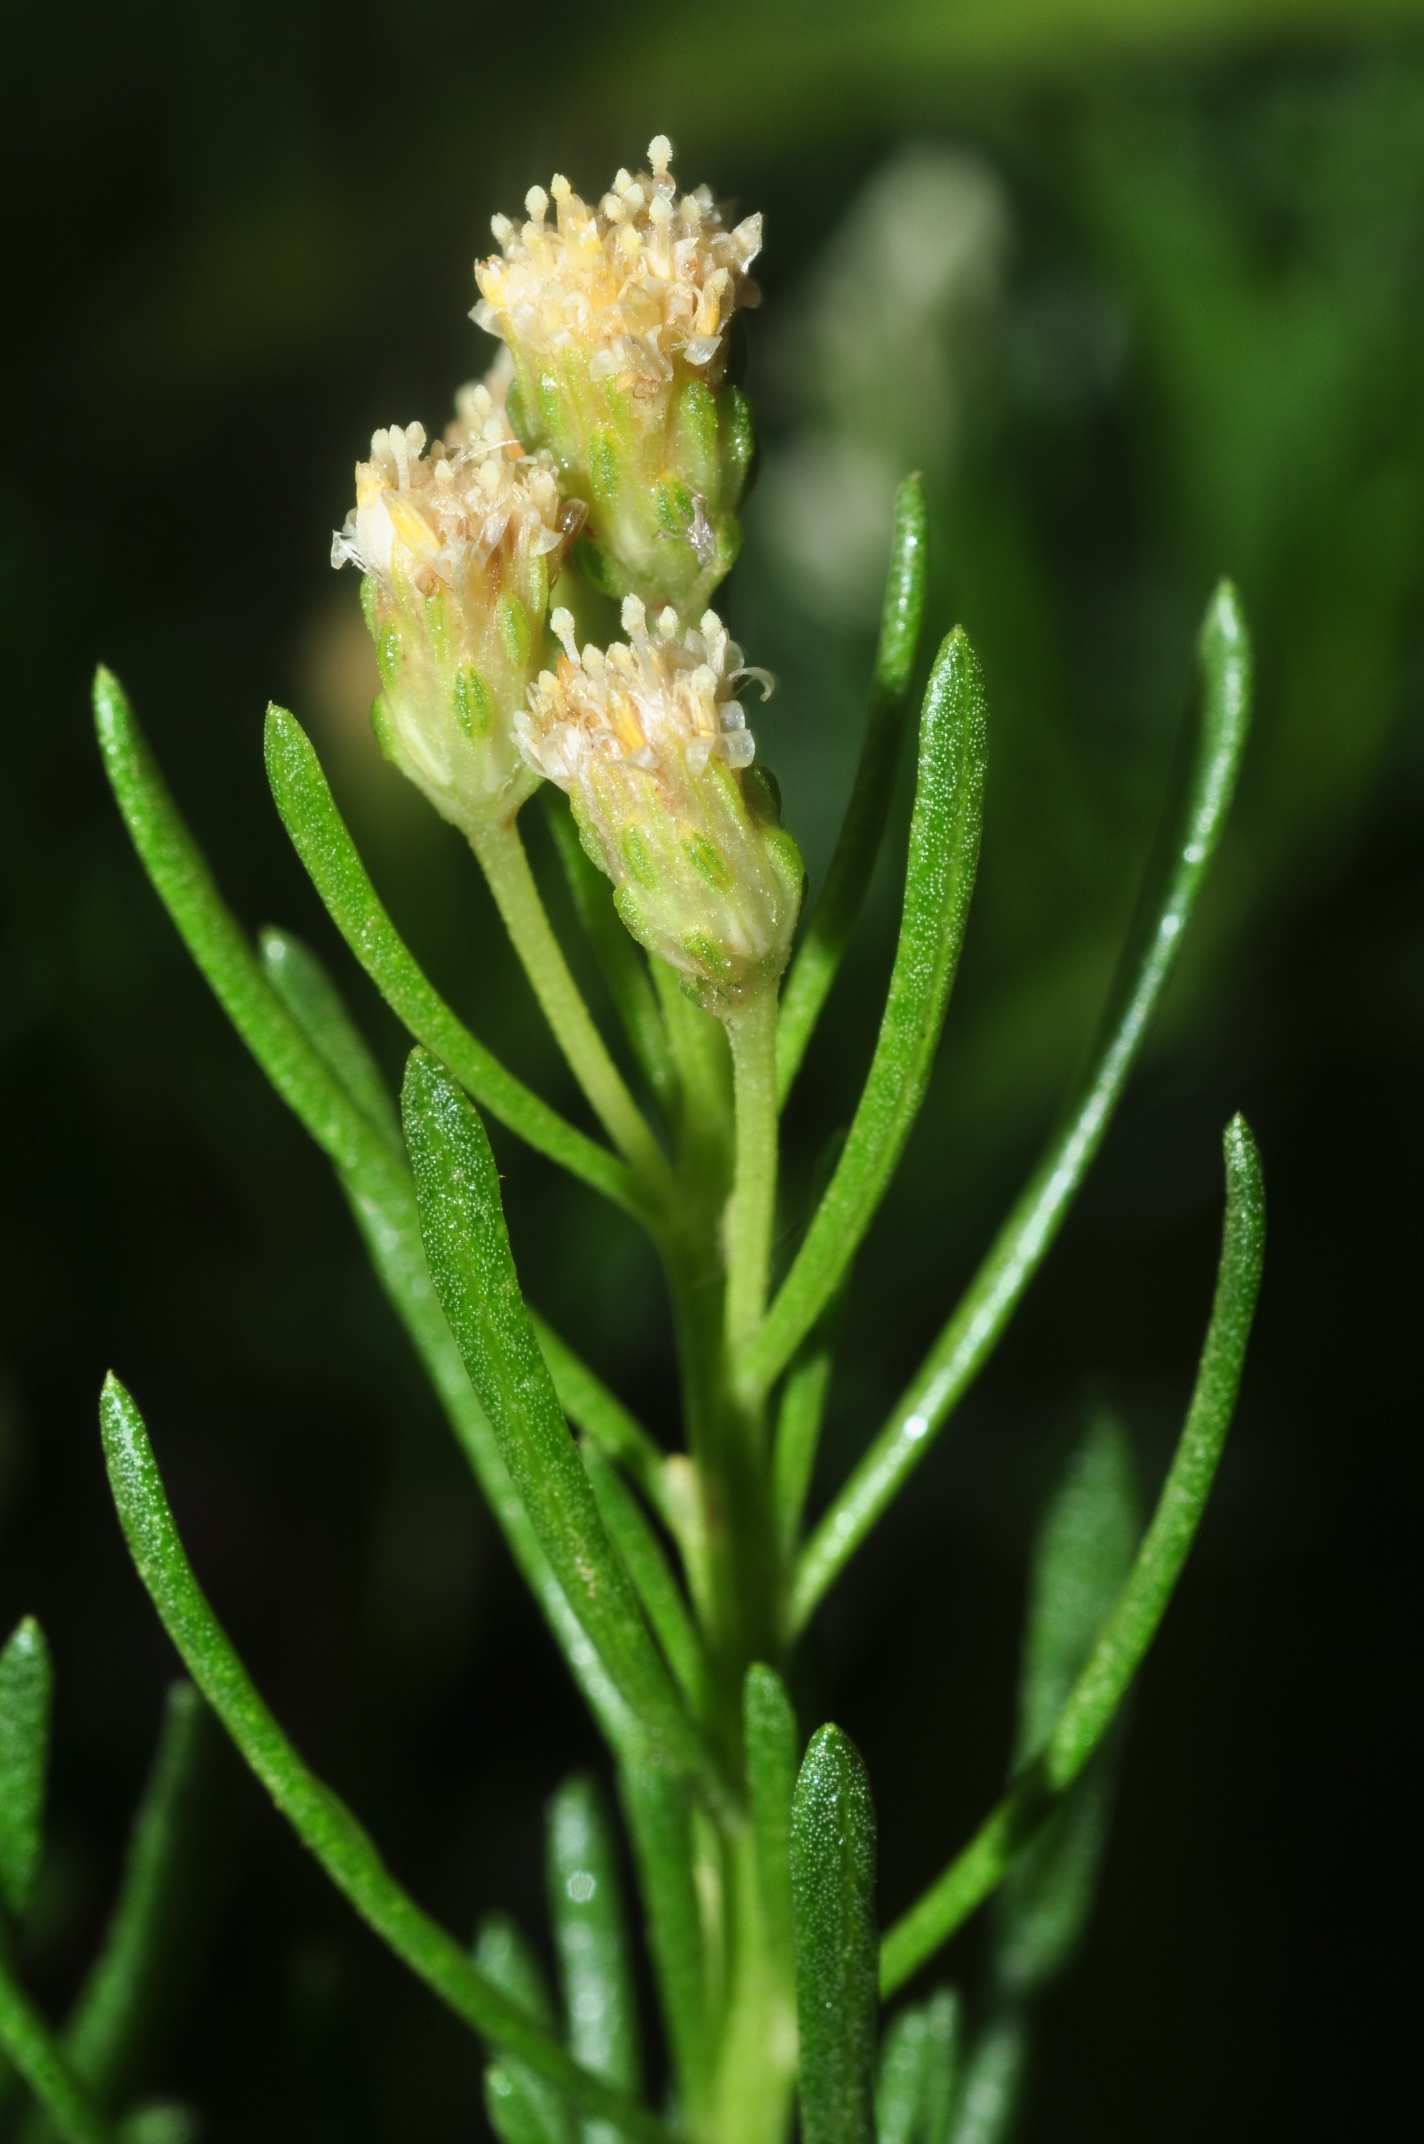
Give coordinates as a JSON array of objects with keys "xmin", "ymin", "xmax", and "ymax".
[
  {"xmin": 879, "ymin": 1115, "xmax": 1264, "ymax": 1994},
  {"xmin": 744, "ymin": 1665, "xmax": 797, "ymax": 1996},
  {"xmin": 401, "ymin": 1050, "xmax": 729, "ymax": 1812},
  {"xmin": 945, "ymin": 2015, "xmax": 1026, "ymax": 2144},
  {"xmin": 532, "ymin": 1319, "xmax": 672, "ymax": 1528},
  {"xmin": 257, "ymin": 928, "xmax": 637, "ymax": 1750},
  {"xmin": 48, "ymin": 1683, "xmax": 223, "ymax": 2122},
  {"xmin": 583, "ymin": 1448, "xmax": 707, "ymax": 1715},
  {"xmin": 792, "ymin": 1725, "xmax": 879, "ymax": 2144},
  {"xmin": 743, "ymin": 627, "xmax": 988, "ymax": 1400},
  {"xmin": 772, "ymin": 1314, "xmax": 838, "ymax": 1565},
  {"xmin": 791, "ymin": 582, "xmax": 1252, "ymax": 1628},
  {"xmin": 990, "ymin": 1414, "xmax": 1138, "ymax": 2002},
  {"xmin": 477, "ymin": 1916, "xmax": 575, "ymax": 2144},
  {"xmin": 778, "ymin": 474, "xmax": 929, "ymax": 1101},
  {"xmin": 93, "ymin": 671, "xmax": 636, "ymax": 1746},
  {"xmin": 260, "ymin": 700, "xmax": 639, "ymax": 1213},
  {"xmin": 547, "ymin": 1776, "xmax": 643, "ymax": 2113},
  {"xmin": 0, "ymin": 1959, "xmax": 113, "ymax": 2144},
  {"xmin": 917, "ymin": 1990, "xmax": 961, "ymax": 2144},
  {"xmin": 615, "ymin": 1756, "xmax": 708, "ymax": 2123},
  {"xmin": 260, "ymin": 928, "xmax": 400, "ymax": 1149},
  {"xmin": 96, "ymin": 1376, "xmax": 670, "ymax": 2144},
  {"xmin": 0, "ymin": 1617, "xmax": 52, "ymax": 1922},
  {"xmin": 543, "ymin": 788, "xmax": 676, "ymax": 1110}
]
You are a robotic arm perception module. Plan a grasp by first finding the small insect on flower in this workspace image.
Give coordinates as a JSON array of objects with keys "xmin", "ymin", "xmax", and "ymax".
[
  {"xmin": 517, "ymin": 596, "xmax": 804, "ymax": 1013},
  {"xmin": 331, "ymin": 387, "xmax": 585, "ymax": 837},
  {"xmin": 473, "ymin": 135, "xmax": 761, "ymax": 617}
]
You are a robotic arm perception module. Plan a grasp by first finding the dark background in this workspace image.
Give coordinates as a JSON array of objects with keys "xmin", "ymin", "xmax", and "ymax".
[{"xmin": 2, "ymin": 2, "xmax": 1420, "ymax": 2136}]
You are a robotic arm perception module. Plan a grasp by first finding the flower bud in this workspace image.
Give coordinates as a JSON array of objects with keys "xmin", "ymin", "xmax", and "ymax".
[
  {"xmin": 473, "ymin": 137, "xmax": 761, "ymax": 617},
  {"xmin": 331, "ymin": 391, "xmax": 583, "ymax": 835},
  {"xmin": 516, "ymin": 597, "xmax": 803, "ymax": 1012}
]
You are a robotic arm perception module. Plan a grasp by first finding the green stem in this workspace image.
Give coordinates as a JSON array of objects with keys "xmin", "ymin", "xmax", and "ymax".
[
  {"xmin": 472, "ymin": 818, "xmax": 669, "ymax": 1191},
  {"xmin": 724, "ymin": 989, "xmax": 781, "ymax": 1363}
]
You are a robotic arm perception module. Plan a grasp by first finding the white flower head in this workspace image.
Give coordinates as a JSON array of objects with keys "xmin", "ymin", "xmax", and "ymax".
[
  {"xmin": 518, "ymin": 599, "xmax": 801, "ymax": 1010},
  {"xmin": 472, "ymin": 138, "xmax": 761, "ymax": 614},
  {"xmin": 332, "ymin": 388, "xmax": 584, "ymax": 835}
]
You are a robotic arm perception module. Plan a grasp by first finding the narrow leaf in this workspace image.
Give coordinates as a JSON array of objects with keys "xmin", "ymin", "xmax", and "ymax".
[
  {"xmin": 792, "ymin": 1726, "xmax": 879, "ymax": 2144},
  {"xmin": 583, "ymin": 1449, "xmax": 707, "ymax": 1715},
  {"xmin": 991, "ymin": 1413, "xmax": 1139, "ymax": 2001},
  {"xmin": 946, "ymin": 2016, "xmax": 1026, "ymax": 2144},
  {"xmin": 259, "ymin": 928, "xmax": 399, "ymax": 1149},
  {"xmin": 532, "ymin": 1319, "xmax": 673, "ymax": 1528},
  {"xmin": 743, "ymin": 627, "xmax": 988, "ymax": 1401},
  {"xmin": 918, "ymin": 1990, "xmax": 962, "ymax": 2144},
  {"xmin": 544, "ymin": 788, "xmax": 676, "ymax": 1109},
  {"xmin": 779, "ymin": 474, "xmax": 930, "ymax": 1100},
  {"xmin": 548, "ymin": 1775, "xmax": 642, "ymax": 2132},
  {"xmin": 255, "ymin": 925, "xmax": 637, "ymax": 1751},
  {"xmin": 56, "ymin": 1683, "xmax": 224, "ymax": 2117},
  {"xmin": 0, "ymin": 1957, "xmax": 113, "ymax": 2144},
  {"xmin": 879, "ymin": 1115, "xmax": 1265, "ymax": 1993},
  {"xmin": 875, "ymin": 2006, "xmax": 932, "ymax": 2144},
  {"xmin": 616, "ymin": 1755, "xmax": 708, "ymax": 2122},
  {"xmin": 0, "ymin": 1618, "xmax": 53, "ymax": 1922},
  {"xmin": 773, "ymin": 1320, "xmax": 837, "ymax": 1564},
  {"xmin": 744, "ymin": 1665, "xmax": 797, "ymax": 1990},
  {"xmin": 477, "ymin": 1915, "xmax": 574, "ymax": 2144},
  {"xmin": 259, "ymin": 697, "xmax": 640, "ymax": 1212},
  {"xmin": 402, "ymin": 1050, "xmax": 728, "ymax": 1812},
  {"xmin": 791, "ymin": 582, "xmax": 1253, "ymax": 1629},
  {"xmin": 96, "ymin": 1375, "xmax": 670, "ymax": 2144}
]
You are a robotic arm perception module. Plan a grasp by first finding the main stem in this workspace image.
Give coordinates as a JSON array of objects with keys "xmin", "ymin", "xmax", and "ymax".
[
  {"xmin": 472, "ymin": 818, "xmax": 669, "ymax": 1189},
  {"xmin": 724, "ymin": 988, "xmax": 780, "ymax": 1366}
]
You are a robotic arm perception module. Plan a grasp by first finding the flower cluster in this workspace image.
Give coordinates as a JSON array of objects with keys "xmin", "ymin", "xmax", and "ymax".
[
  {"xmin": 334, "ymin": 139, "xmax": 799, "ymax": 1010},
  {"xmin": 332, "ymin": 389, "xmax": 583, "ymax": 836},
  {"xmin": 518, "ymin": 598, "xmax": 803, "ymax": 1009},
  {"xmin": 473, "ymin": 136, "xmax": 761, "ymax": 615}
]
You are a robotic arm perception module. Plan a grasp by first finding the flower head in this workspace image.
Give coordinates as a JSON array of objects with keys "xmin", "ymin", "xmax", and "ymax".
[
  {"xmin": 517, "ymin": 597, "xmax": 802, "ymax": 1011},
  {"xmin": 473, "ymin": 136, "xmax": 761, "ymax": 616},
  {"xmin": 332, "ymin": 388, "xmax": 583, "ymax": 835}
]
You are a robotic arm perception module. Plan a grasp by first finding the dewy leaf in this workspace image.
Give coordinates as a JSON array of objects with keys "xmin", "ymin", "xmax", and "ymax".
[
  {"xmin": 259, "ymin": 697, "xmax": 641, "ymax": 1213},
  {"xmin": 401, "ymin": 1050, "xmax": 729, "ymax": 1814},
  {"xmin": 260, "ymin": 928, "xmax": 400, "ymax": 1150},
  {"xmin": 55, "ymin": 1682, "xmax": 224, "ymax": 2119},
  {"xmin": 477, "ymin": 1916, "xmax": 575, "ymax": 2144},
  {"xmin": 0, "ymin": 1957, "xmax": 113, "ymax": 2144},
  {"xmin": 778, "ymin": 475, "xmax": 930, "ymax": 1101},
  {"xmin": 741, "ymin": 627, "xmax": 988, "ymax": 1402},
  {"xmin": 878, "ymin": 1115, "xmax": 1265, "ymax": 1994},
  {"xmin": 547, "ymin": 1777, "xmax": 643, "ymax": 2112},
  {"xmin": 96, "ymin": 1375, "xmax": 671, "ymax": 2144},
  {"xmin": 791, "ymin": 583, "xmax": 1253, "ymax": 1630},
  {"xmin": 792, "ymin": 1726, "xmax": 879, "ymax": 2144},
  {"xmin": 0, "ymin": 1617, "xmax": 53, "ymax": 1922}
]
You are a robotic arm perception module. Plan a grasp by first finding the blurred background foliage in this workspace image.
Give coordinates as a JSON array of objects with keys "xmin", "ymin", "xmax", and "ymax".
[{"xmin": 2, "ymin": 1, "xmax": 1421, "ymax": 2137}]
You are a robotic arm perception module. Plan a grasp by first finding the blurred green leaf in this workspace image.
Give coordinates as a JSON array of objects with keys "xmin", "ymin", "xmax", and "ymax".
[{"xmin": 0, "ymin": 1617, "xmax": 52, "ymax": 1923}]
